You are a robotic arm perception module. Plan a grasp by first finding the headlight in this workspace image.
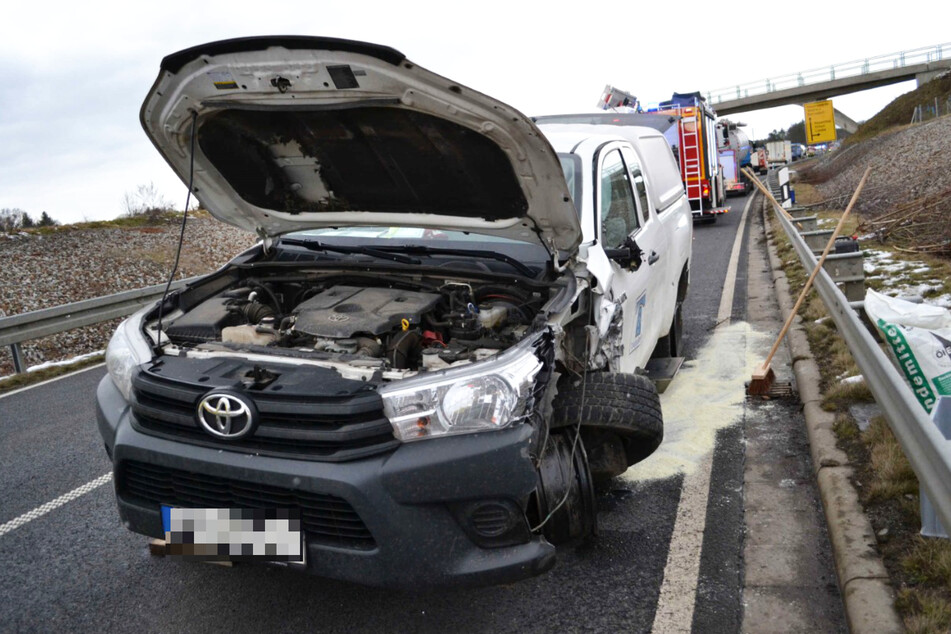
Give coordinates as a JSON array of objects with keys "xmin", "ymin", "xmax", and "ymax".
[
  {"xmin": 380, "ymin": 340, "xmax": 543, "ymax": 442},
  {"xmin": 105, "ymin": 307, "xmax": 153, "ymax": 401}
]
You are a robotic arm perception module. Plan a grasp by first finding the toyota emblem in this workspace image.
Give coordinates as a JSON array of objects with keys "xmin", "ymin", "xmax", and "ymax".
[{"xmin": 197, "ymin": 392, "xmax": 256, "ymax": 439}]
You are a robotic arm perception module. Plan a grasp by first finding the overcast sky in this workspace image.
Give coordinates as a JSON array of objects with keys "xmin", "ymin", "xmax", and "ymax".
[{"xmin": 2, "ymin": 1, "xmax": 949, "ymax": 225}]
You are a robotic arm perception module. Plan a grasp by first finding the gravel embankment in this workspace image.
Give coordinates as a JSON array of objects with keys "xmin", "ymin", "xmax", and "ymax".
[
  {"xmin": 1, "ymin": 216, "xmax": 256, "ymax": 376},
  {"xmin": 801, "ymin": 115, "xmax": 951, "ymax": 217}
]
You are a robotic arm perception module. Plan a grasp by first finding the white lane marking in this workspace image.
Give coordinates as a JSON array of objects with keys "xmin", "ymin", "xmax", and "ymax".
[
  {"xmin": 650, "ymin": 196, "xmax": 754, "ymax": 634},
  {"xmin": 651, "ymin": 452, "xmax": 714, "ymax": 632},
  {"xmin": 0, "ymin": 472, "xmax": 112, "ymax": 538},
  {"xmin": 717, "ymin": 197, "xmax": 752, "ymax": 326},
  {"xmin": 0, "ymin": 363, "xmax": 106, "ymax": 401}
]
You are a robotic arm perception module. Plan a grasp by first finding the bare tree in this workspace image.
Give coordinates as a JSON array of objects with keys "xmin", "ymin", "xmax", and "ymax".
[
  {"xmin": 0, "ymin": 207, "xmax": 28, "ymax": 233},
  {"xmin": 123, "ymin": 182, "xmax": 173, "ymax": 221}
]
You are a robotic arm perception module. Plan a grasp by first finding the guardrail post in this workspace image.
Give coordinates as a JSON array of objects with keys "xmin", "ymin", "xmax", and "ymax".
[
  {"xmin": 787, "ymin": 208, "xmax": 812, "ymax": 219},
  {"xmin": 800, "ymin": 229, "xmax": 836, "ymax": 254},
  {"xmin": 823, "ymin": 252, "xmax": 866, "ymax": 302},
  {"xmin": 791, "ymin": 215, "xmax": 818, "ymax": 233},
  {"xmin": 10, "ymin": 343, "xmax": 25, "ymax": 373}
]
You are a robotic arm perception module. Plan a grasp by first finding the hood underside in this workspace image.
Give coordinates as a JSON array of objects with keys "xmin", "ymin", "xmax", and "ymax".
[{"xmin": 141, "ymin": 36, "xmax": 581, "ymax": 252}]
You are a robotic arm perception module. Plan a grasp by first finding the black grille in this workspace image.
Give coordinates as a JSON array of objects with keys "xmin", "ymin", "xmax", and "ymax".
[
  {"xmin": 470, "ymin": 503, "xmax": 513, "ymax": 537},
  {"xmin": 130, "ymin": 359, "xmax": 399, "ymax": 462},
  {"xmin": 119, "ymin": 460, "xmax": 375, "ymax": 549}
]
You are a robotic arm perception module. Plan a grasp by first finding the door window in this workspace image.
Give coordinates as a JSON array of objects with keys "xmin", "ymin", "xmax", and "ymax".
[
  {"xmin": 623, "ymin": 149, "xmax": 652, "ymax": 224},
  {"xmin": 599, "ymin": 149, "xmax": 638, "ymax": 247}
]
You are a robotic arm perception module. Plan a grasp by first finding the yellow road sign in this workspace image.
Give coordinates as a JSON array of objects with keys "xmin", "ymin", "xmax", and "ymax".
[{"xmin": 804, "ymin": 100, "xmax": 837, "ymax": 144}]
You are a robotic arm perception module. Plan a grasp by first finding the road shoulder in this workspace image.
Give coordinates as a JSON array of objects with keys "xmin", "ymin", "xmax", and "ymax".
[{"xmin": 754, "ymin": 193, "xmax": 903, "ymax": 633}]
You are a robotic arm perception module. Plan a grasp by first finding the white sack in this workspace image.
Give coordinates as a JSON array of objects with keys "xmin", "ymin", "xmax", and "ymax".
[{"xmin": 865, "ymin": 289, "xmax": 951, "ymax": 413}]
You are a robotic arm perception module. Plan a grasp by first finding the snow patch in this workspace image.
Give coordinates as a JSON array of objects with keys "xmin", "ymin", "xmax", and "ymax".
[{"xmin": 26, "ymin": 351, "xmax": 103, "ymax": 373}]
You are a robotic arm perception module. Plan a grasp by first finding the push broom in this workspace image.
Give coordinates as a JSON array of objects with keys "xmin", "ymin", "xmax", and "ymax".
[{"xmin": 747, "ymin": 166, "xmax": 871, "ymax": 396}]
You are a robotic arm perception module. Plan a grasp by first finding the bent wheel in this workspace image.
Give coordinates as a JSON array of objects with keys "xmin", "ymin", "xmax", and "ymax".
[{"xmin": 552, "ymin": 372, "xmax": 663, "ymax": 480}]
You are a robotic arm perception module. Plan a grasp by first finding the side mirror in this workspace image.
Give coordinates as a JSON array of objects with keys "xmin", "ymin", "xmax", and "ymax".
[
  {"xmin": 604, "ymin": 246, "xmax": 633, "ymax": 268},
  {"xmin": 605, "ymin": 236, "xmax": 644, "ymax": 270}
]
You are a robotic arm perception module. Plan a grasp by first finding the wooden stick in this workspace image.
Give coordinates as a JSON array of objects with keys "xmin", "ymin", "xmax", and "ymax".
[
  {"xmin": 754, "ymin": 166, "xmax": 872, "ymax": 376},
  {"xmin": 742, "ymin": 168, "xmax": 795, "ymax": 221}
]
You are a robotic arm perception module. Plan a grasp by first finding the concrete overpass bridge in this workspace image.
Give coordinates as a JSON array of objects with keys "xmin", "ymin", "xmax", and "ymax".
[{"xmin": 705, "ymin": 43, "xmax": 951, "ymax": 132}]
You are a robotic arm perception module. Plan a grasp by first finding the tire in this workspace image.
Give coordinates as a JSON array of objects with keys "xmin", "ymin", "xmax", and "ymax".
[
  {"xmin": 551, "ymin": 372, "xmax": 663, "ymax": 480},
  {"xmin": 834, "ymin": 236, "xmax": 859, "ymax": 254},
  {"xmin": 652, "ymin": 301, "xmax": 684, "ymax": 359}
]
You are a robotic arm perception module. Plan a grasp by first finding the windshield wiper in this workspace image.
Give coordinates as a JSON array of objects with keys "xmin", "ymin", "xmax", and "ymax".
[
  {"xmin": 382, "ymin": 245, "xmax": 539, "ymax": 277},
  {"xmin": 278, "ymin": 238, "xmax": 421, "ymax": 265}
]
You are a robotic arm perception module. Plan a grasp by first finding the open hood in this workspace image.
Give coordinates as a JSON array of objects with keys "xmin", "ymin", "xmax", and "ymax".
[{"xmin": 141, "ymin": 36, "xmax": 581, "ymax": 252}]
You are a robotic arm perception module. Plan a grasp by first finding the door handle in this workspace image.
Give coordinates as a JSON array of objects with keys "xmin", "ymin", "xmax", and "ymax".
[{"xmin": 648, "ymin": 251, "xmax": 660, "ymax": 265}]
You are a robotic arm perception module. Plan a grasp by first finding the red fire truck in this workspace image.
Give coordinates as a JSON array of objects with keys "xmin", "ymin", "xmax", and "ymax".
[
  {"xmin": 647, "ymin": 92, "xmax": 727, "ymax": 222},
  {"xmin": 592, "ymin": 87, "xmax": 728, "ymax": 223}
]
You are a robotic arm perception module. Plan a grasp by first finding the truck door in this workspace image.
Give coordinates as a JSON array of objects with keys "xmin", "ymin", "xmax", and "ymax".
[
  {"xmin": 596, "ymin": 146, "xmax": 668, "ymax": 373},
  {"xmin": 621, "ymin": 146, "xmax": 671, "ymax": 356}
]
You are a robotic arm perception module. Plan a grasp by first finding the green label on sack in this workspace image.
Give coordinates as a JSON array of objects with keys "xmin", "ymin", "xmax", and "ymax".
[
  {"xmin": 934, "ymin": 371, "xmax": 951, "ymax": 395},
  {"xmin": 877, "ymin": 318, "xmax": 937, "ymax": 412}
]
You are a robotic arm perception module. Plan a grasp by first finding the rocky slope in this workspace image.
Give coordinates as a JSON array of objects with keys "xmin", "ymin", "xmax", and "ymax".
[
  {"xmin": 796, "ymin": 104, "xmax": 951, "ymax": 257},
  {"xmin": 0, "ymin": 216, "xmax": 256, "ymax": 375}
]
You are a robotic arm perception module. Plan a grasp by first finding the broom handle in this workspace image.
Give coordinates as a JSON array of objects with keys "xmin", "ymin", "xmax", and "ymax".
[
  {"xmin": 758, "ymin": 166, "xmax": 872, "ymax": 371},
  {"xmin": 742, "ymin": 168, "xmax": 794, "ymax": 221}
]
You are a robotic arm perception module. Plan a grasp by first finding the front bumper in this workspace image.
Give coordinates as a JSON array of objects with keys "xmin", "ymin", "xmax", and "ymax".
[{"xmin": 96, "ymin": 376, "xmax": 555, "ymax": 588}]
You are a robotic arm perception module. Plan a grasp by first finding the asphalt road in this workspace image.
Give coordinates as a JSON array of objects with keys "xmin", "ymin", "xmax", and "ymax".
[{"xmin": 0, "ymin": 196, "xmax": 840, "ymax": 633}]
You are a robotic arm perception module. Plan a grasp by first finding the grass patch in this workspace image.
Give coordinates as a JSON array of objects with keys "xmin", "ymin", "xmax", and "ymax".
[
  {"xmin": 791, "ymin": 182, "xmax": 822, "ymax": 205},
  {"xmin": 903, "ymin": 537, "xmax": 951, "ymax": 587},
  {"xmin": 21, "ymin": 209, "xmax": 213, "ymax": 235},
  {"xmin": 821, "ymin": 379, "xmax": 875, "ymax": 411},
  {"xmin": 833, "ymin": 413, "xmax": 860, "ymax": 441},
  {"xmin": 0, "ymin": 354, "xmax": 104, "ymax": 395},
  {"xmin": 863, "ymin": 417, "xmax": 919, "ymax": 503},
  {"xmin": 846, "ymin": 73, "xmax": 951, "ymax": 146},
  {"xmin": 899, "ymin": 589, "xmax": 951, "ymax": 634}
]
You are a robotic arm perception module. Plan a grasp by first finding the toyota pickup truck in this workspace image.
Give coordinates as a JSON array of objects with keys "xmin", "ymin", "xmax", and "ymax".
[{"xmin": 96, "ymin": 36, "xmax": 692, "ymax": 588}]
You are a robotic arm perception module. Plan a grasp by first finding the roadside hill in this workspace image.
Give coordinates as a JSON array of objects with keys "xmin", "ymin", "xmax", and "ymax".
[
  {"xmin": 795, "ymin": 73, "xmax": 951, "ymax": 257},
  {"xmin": 1, "ymin": 215, "xmax": 256, "ymax": 375}
]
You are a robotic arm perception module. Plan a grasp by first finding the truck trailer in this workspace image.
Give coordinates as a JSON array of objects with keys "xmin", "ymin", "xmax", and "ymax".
[
  {"xmin": 766, "ymin": 140, "xmax": 792, "ymax": 165},
  {"xmin": 717, "ymin": 119, "xmax": 752, "ymax": 196}
]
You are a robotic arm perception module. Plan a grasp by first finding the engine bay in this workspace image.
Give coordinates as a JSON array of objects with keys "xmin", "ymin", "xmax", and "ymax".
[{"xmin": 162, "ymin": 272, "xmax": 552, "ymax": 377}]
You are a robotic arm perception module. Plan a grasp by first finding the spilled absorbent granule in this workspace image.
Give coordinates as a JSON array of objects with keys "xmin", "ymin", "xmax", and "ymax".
[{"xmin": 622, "ymin": 321, "xmax": 769, "ymax": 482}]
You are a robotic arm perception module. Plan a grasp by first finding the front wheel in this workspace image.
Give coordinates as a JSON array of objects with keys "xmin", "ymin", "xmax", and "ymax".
[{"xmin": 551, "ymin": 372, "xmax": 663, "ymax": 481}]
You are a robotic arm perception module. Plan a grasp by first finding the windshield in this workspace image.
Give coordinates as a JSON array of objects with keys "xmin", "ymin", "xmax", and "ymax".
[
  {"xmin": 289, "ymin": 226, "xmax": 532, "ymax": 242},
  {"xmin": 558, "ymin": 153, "xmax": 582, "ymax": 215},
  {"xmin": 281, "ymin": 226, "xmax": 551, "ymax": 275}
]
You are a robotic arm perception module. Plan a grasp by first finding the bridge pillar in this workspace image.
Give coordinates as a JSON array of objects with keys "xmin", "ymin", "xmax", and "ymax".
[
  {"xmin": 917, "ymin": 69, "xmax": 948, "ymax": 87},
  {"xmin": 833, "ymin": 109, "xmax": 859, "ymax": 134}
]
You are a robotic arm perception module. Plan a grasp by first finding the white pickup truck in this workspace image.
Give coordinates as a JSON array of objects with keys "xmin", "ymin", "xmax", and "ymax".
[
  {"xmin": 97, "ymin": 36, "xmax": 692, "ymax": 589},
  {"xmin": 535, "ymin": 121, "xmax": 693, "ymax": 370}
]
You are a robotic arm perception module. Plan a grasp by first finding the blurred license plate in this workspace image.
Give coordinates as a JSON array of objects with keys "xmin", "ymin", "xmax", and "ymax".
[{"xmin": 161, "ymin": 506, "xmax": 304, "ymax": 563}]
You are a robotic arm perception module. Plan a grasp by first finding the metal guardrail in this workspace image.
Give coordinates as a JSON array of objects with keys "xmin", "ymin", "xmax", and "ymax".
[
  {"xmin": 706, "ymin": 42, "xmax": 951, "ymax": 105},
  {"xmin": 0, "ymin": 276, "xmax": 200, "ymax": 373},
  {"xmin": 766, "ymin": 187, "xmax": 951, "ymax": 536}
]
